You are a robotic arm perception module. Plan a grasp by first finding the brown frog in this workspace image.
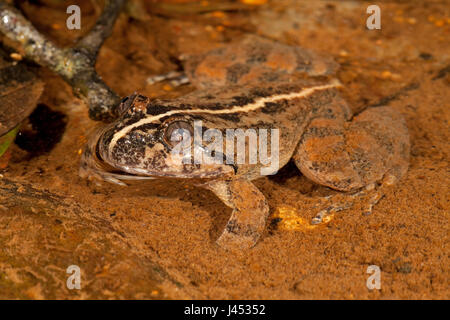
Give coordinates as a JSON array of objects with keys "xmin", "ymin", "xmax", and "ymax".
[{"xmin": 80, "ymin": 35, "xmax": 410, "ymax": 250}]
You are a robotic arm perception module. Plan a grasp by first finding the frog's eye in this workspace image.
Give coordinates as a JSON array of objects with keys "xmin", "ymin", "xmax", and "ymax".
[{"xmin": 163, "ymin": 121, "xmax": 193, "ymax": 148}]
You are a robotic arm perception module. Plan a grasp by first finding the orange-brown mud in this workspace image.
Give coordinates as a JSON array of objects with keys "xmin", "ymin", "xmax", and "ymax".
[{"xmin": 0, "ymin": 0, "xmax": 448, "ymax": 299}]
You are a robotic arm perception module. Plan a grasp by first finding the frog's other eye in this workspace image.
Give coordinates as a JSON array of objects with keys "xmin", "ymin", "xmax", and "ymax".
[
  {"xmin": 163, "ymin": 121, "xmax": 193, "ymax": 148},
  {"xmin": 115, "ymin": 96, "xmax": 134, "ymax": 116}
]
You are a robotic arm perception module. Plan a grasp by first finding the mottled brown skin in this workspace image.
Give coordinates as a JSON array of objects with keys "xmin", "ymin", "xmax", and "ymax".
[
  {"xmin": 184, "ymin": 35, "xmax": 338, "ymax": 89},
  {"xmin": 80, "ymin": 35, "xmax": 410, "ymax": 250}
]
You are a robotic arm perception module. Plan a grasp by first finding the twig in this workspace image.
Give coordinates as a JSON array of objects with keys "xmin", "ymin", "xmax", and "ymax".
[
  {"xmin": 75, "ymin": 0, "xmax": 125, "ymax": 59},
  {"xmin": 0, "ymin": 0, "xmax": 126, "ymax": 121}
]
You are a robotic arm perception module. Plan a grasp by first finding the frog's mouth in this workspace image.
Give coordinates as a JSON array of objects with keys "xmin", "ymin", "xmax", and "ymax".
[
  {"xmin": 107, "ymin": 158, "xmax": 236, "ymax": 180},
  {"xmin": 92, "ymin": 141, "xmax": 235, "ymax": 183}
]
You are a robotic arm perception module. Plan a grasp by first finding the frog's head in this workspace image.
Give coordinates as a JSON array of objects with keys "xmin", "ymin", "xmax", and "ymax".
[{"xmin": 81, "ymin": 94, "xmax": 234, "ymax": 184}]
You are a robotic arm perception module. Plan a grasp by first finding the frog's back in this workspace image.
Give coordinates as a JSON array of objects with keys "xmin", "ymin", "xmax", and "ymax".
[
  {"xmin": 147, "ymin": 78, "xmax": 347, "ymax": 174},
  {"xmin": 184, "ymin": 35, "xmax": 338, "ymax": 89}
]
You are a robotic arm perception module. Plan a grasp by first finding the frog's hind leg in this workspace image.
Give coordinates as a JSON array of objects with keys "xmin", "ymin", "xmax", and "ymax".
[
  {"xmin": 293, "ymin": 105, "xmax": 410, "ymax": 220},
  {"xmin": 203, "ymin": 179, "xmax": 270, "ymax": 251}
]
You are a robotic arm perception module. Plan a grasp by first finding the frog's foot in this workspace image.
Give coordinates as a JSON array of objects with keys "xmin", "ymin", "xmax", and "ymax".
[
  {"xmin": 311, "ymin": 183, "xmax": 384, "ymax": 224},
  {"xmin": 311, "ymin": 171, "xmax": 401, "ymax": 224},
  {"xmin": 146, "ymin": 71, "xmax": 190, "ymax": 87},
  {"xmin": 204, "ymin": 179, "xmax": 270, "ymax": 250}
]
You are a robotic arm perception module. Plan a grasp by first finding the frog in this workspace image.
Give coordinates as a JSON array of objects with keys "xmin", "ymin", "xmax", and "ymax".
[{"xmin": 80, "ymin": 35, "xmax": 410, "ymax": 250}]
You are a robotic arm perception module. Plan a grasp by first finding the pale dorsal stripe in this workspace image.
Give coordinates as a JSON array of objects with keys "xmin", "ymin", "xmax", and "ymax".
[{"xmin": 109, "ymin": 80, "xmax": 342, "ymax": 150}]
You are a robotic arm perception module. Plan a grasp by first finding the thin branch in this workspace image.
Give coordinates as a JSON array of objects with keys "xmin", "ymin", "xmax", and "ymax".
[
  {"xmin": 75, "ymin": 0, "xmax": 126, "ymax": 61},
  {"xmin": 0, "ymin": 3, "xmax": 76, "ymax": 79},
  {"xmin": 0, "ymin": 1, "xmax": 126, "ymax": 121}
]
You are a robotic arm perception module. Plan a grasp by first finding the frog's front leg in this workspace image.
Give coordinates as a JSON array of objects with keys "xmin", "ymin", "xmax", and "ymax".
[{"xmin": 203, "ymin": 179, "xmax": 270, "ymax": 250}]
